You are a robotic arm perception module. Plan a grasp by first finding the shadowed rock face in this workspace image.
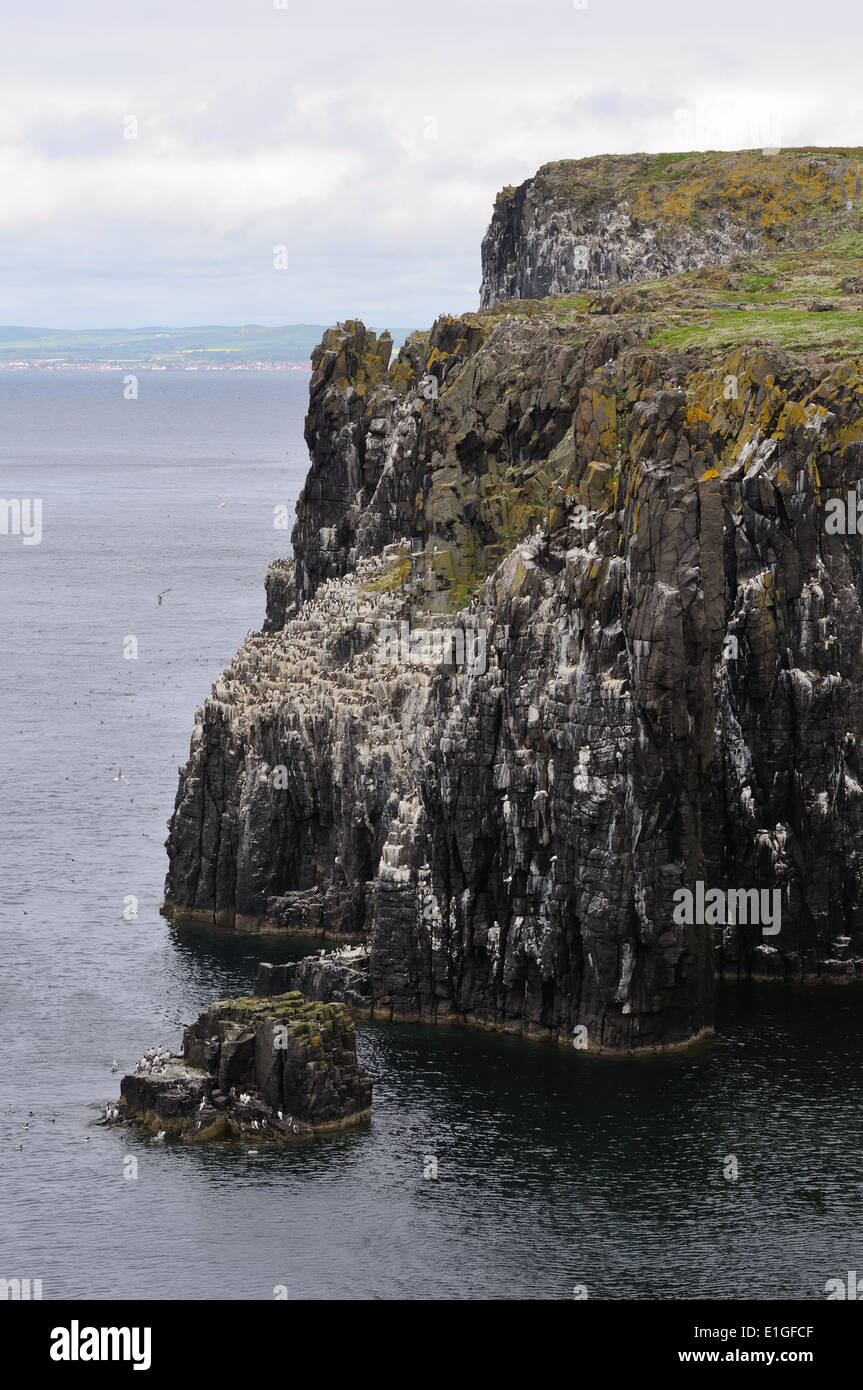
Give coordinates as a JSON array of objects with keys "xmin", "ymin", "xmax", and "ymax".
[
  {"xmin": 117, "ymin": 993, "xmax": 372, "ymax": 1140},
  {"xmin": 163, "ymin": 155, "xmax": 863, "ymax": 1052},
  {"xmin": 480, "ymin": 149, "xmax": 863, "ymax": 307},
  {"xmin": 256, "ymin": 950, "xmax": 372, "ymax": 1013}
]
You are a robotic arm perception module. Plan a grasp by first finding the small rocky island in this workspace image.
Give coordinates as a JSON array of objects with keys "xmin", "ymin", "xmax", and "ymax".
[{"xmin": 114, "ymin": 988, "xmax": 372, "ymax": 1141}]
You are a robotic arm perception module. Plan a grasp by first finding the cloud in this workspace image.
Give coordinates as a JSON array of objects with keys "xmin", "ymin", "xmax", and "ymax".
[{"xmin": 1, "ymin": 0, "xmax": 862, "ymax": 327}]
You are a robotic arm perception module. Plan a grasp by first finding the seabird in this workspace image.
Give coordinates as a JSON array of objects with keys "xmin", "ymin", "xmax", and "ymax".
[
  {"xmin": 216, "ymin": 497, "xmax": 227, "ymax": 509},
  {"xmin": 112, "ymin": 766, "xmax": 126, "ymax": 782},
  {"xmin": 156, "ymin": 590, "xmax": 172, "ymax": 606},
  {"xmin": 154, "ymin": 1131, "xmax": 166, "ymax": 1143},
  {"xmin": 111, "ymin": 1060, "xmax": 118, "ymax": 1072}
]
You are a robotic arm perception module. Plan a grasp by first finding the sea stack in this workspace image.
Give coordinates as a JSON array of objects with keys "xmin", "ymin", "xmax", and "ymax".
[{"xmin": 117, "ymin": 992, "xmax": 372, "ymax": 1140}]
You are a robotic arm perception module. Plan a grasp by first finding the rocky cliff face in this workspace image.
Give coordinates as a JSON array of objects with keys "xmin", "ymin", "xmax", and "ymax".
[
  {"xmin": 480, "ymin": 149, "xmax": 863, "ymax": 307},
  {"xmin": 164, "ymin": 154, "xmax": 863, "ymax": 1052}
]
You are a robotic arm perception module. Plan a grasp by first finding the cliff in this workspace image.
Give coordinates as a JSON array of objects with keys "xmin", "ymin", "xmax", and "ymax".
[
  {"xmin": 164, "ymin": 152, "xmax": 863, "ymax": 1053},
  {"xmin": 480, "ymin": 149, "xmax": 863, "ymax": 307}
]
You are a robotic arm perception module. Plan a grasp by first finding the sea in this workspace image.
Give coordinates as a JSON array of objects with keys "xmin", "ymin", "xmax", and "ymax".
[{"xmin": 1, "ymin": 368, "xmax": 862, "ymax": 1300}]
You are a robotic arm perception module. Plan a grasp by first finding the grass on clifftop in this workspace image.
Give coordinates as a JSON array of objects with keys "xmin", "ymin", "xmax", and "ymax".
[
  {"xmin": 482, "ymin": 243, "xmax": 863, "ymax": 360},
  {"xmin": 648, "ymin": 307, "xmax": 863, "ymax": 353},
  {"xmin": 527, "ymin": 149, "xmax": 863, "ymax": 244}
]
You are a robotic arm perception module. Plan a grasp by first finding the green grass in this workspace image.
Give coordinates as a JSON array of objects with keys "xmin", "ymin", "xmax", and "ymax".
[
  {"xmin": 638, "ymin": 152, "xmax": 694, "ymax": 181},
  {"xmin": 451, "ymin": 578, "xmax": 482, "ymax": 612},
  {"xmin": 648, "ymin": 307, "xmax": 863, "ymax": 351},
  {"xmin": 545, "ymin": 293, "xmax": 592, "ymax": 314},
  {"xmin": 826, "ymin": 231, "xmax": 863, "ymax": 258},
  {"xmin": 795, "ymin": 147, "xmax": 863, "ymax": 158},
  {"xmin": 741, "ymin": 273, "xmax": 777, "ymax": 293}
]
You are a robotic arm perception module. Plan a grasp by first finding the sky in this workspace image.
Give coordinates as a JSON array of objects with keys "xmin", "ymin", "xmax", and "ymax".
[{"xmin": 0, "ymin": 0, "xmax": 861, "ymax": 334}]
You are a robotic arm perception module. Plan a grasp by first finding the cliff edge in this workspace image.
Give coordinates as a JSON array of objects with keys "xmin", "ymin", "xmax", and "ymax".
[{"xmin": 163, "ymin": 151, "xmax": 863, "ymax": 1052}]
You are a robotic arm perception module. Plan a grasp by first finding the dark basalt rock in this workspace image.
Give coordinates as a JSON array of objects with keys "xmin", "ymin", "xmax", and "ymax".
[
  {"xmin": 162, "ymin": 153, "xmax": 863, "ymax": 1054},
  {"xmin": 256, "ymin": 948, "xmax": 372, "ymax": 1013},
  {"xmin": 116, "ymin": 992, "xmax": 372, "ymax": 1140}
]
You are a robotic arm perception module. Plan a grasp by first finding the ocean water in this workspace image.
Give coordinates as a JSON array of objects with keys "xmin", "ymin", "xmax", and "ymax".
[{"xmin": 2, "ymin": 369, "xmax": 862, "ymax": 1301}]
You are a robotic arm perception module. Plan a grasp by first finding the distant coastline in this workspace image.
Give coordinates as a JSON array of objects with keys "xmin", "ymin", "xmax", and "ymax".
[
  {"xmin": 0, "ymin": 360, "xmax": 312, "ymax": 371},
  {"xmin": 0, "ymin": 323, "xmax": 329, "ymax": 372}
]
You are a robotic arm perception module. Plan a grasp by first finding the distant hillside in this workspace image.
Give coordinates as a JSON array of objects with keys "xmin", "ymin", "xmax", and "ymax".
[{"xmin": 0, "ymin": 324, "xmax": 330, "ymax": 365}]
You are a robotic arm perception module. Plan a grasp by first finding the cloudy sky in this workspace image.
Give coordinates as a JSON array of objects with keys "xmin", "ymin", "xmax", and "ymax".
[{"xmin": 1, "ymin": 0, "xmax": 861, "ymax": 333}]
